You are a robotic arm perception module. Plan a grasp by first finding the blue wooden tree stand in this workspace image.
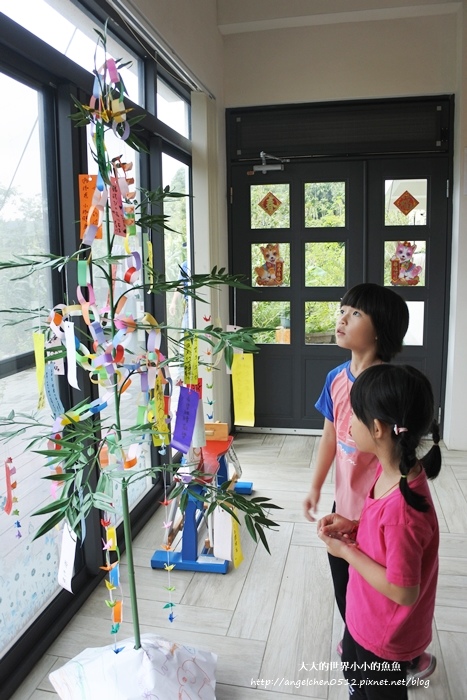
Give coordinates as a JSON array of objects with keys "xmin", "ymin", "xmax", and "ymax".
[{"xmin": 150, "ymin": 438, "xmax": 253, "ymax": 573}]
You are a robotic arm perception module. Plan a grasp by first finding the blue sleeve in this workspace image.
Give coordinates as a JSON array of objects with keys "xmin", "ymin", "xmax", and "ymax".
[{"xmin": 314, "ymin": 362, "xmax": 349, "ymax": 424}]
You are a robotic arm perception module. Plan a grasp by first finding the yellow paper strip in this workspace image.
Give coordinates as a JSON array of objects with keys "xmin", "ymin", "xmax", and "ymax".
[
  {"xmin": 184, "ymin": 337, "xmax": 199, "ymax": 385},
  {"xmin": 231, "ymin": 353, "xmax": 255, "ymax": 427},
  {"xmin": 232, "ymin": 511, "xmax": 244, "ymax": 568},
  {"xmin": 106, "ymin": 526, "xmax": 117, "ymax": 551},
  {"xmin": 152, "ymin": 374, "xmax": 168, "ymax": 446},
  {"xmin": 33, "ymin": 331, "xmax": 46, "ymax": 410}
]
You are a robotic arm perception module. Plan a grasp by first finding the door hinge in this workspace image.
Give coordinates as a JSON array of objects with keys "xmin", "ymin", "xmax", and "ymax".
[
  {"xmin": 230, "ymin": 186, "xmax": 233, "ymax": 205},
  {"xmin": 438, "ymin": 406, "xmax": 442, "ymax": 424},
  {"xmin": 446, "ymin": 179, "xmax": 450, "ymax": 198}
]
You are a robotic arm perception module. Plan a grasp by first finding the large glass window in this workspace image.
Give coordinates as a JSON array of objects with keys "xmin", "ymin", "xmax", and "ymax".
[
  {"xmin": 1, "ymin": 0, "xmax": 141, "ymax": 104},
  {"xmin": 0, "ymin": 75, "xmax": 60, "ymax": 657},
  {"xmin": 162, "ymin": 154, "xmax": 192, "ymax": 443},
  {"xmin": 157, "ymin": 79, "xmax": 190, "ymax": 138},
  {"xmin": 0, "ymin": 1, "xmax": 193, "ymax": 688}
]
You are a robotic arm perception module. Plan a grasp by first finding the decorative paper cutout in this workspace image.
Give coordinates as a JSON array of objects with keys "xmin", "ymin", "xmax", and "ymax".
[
  {"xmin": 254, "ymin": 243, "xmax": 284, "ymax": 286},
  {"xmin": 2, "ymin": 458, "xmax": 15, "ymax": 517},
  {"xmin": 393, "ymin": 190, "xmax": 419, "ymax": 216},
  {"xmin": 390, "ymin": 241, "xmax": 422, "ymax": 286},
  {"xmin": 258, "ymin": 191, "xmax": 282, "ymax": 216}
]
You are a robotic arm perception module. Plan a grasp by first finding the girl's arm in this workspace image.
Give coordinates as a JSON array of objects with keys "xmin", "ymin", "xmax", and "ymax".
[
  {"xmin": 318, "ymin": 531, "xmax": 420, "ymax": 606},
  {"xmin": 303, "ymin": 419, "xmax": 336, "ymax": 522}
]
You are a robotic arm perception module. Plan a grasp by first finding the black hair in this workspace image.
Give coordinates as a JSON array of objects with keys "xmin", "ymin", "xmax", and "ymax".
[
  {"xmin": 341, "ymin": 283, "xmax": 409, "ymax": 362},
  {"xmin": 350, "ymin": 364, "xmax": 441, "ymax": 512}
]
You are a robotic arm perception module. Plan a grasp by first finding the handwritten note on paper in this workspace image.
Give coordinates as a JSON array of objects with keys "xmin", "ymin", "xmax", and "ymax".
[
  {"xmin": 184, "ymin": 337, "xmax": 199, "ymax": 385},
  {"xmin": 58, "ymin": 522, "xmax": 77, "ymax": 593},
  {"xmin": 78, "ymin": 174, "xmax": 102, "ymax": 239},
  {"xmin": 232, "ymin": 512, "xmax": 244, "ymax": 568}
]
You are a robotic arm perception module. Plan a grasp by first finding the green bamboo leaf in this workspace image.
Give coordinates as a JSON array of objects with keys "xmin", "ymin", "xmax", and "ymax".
[
  {"xmin": 254, "ymin": 516, "xmax": 280, "ymax": 528},
  {"xmin": 33, "ymin": 497, "xmax": 71, "ymax": 516},
  {"xmin": 92, "ymin": 492, "xmax": 115, "ymax": 509},
  {"xmin": 179, "ymin": 490, "xmax": 188, "ymax": 512},
  {"xmin": 34, "ymin": 448, "xmax": 73, "ymax": 458},
  {"xmin": 224, "ymin": 345, "xmax": 234, "ymax": 369},
  {"xmin": 217, "ymin": 501, "xmax": 240, "ymax": 524},
  {"xmin": 244, "ymin": 514, "xmax": 257, "ymax": 542},
  {"xmin": 255, "ymin": 523, "xmax": 271, "ymax": 554},
  {"xmin": 42, "ymin": 473, "xmax": 76, "ymax": 481},
  {"xmin": 33, "ymin": 510, "xmax": 66, "ymax": 540}
]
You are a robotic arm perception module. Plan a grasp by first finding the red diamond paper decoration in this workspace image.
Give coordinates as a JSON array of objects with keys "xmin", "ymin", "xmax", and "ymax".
[
  {"xmin": 258, "ymin": 192, "xmax": 282, "ymax": 217},
  {"xmin": 393, "ymin": 190, "xmax": 419, "ymax": 216}
]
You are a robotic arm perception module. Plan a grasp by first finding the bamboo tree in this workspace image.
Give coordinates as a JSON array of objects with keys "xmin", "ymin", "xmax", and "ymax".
[{"xmin": 0, "ymin": 23, "xmax": 281, "ymax": 651}]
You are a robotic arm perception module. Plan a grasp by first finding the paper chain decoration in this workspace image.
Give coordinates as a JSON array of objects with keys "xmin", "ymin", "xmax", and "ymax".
[
  {"xmin": 1, "ymin": 458, "xmax": 21, "ymax": 538},
  {"xmin": 34, "ymin": 49, "xmax": 223, "ymax": 635}
]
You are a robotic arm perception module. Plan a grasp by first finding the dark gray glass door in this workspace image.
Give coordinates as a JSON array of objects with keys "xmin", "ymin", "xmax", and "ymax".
[{"xmin": 229, "ymin": 155, "xmax": 450, "ymax": 430}]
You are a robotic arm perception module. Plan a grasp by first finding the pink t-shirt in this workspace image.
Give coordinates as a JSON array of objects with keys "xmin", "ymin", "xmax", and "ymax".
[
  {"xmin": 315, "ymin": 361, "xmax": 377, "ymax": 520},
  {"xmin": 346, "ymin": 466, "xmax": 439, "ymax": 660}
]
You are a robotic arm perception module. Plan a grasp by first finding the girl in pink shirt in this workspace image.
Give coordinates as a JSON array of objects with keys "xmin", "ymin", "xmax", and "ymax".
[
  {"xmin": 304, "ymin": 284, "xmax": 409, "ymax": 622},
  {"xmin": 318, "ymin": 364, "xmax": 441, "ymax": 699}
]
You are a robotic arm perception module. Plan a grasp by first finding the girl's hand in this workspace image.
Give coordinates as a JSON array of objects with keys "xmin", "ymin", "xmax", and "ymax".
[
  {"xmin": 317, "ymin": 513, "xmax": 356, "ymax": 540},
  {"xmin": 318, "ymin": 523, "xmax": 358, "ymax": 559},
  {"xmin": 303, "ymin": 487, "xmax": 321, "ymax": 522}
]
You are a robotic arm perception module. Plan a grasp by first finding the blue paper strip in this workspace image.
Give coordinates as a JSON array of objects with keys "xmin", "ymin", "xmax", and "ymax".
[{"xmin": 170, "ymin": 386, "xmax": 200, "ymax": 454}]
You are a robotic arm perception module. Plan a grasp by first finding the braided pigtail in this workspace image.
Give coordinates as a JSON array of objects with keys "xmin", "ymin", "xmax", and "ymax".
[
  {"xmin": 396, "ymin": 430, "xmax": 430, "ymax": 512},
  {"xmin": 419, "ymin": 420, "xmax": 442, "ymax": 480}
]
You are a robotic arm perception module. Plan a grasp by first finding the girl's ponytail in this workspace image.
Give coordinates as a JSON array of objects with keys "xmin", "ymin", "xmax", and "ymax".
[
  {"xmin": 397, "ymin": 431, "xmax": 430, "ymax": 513},
  {"xmin": 420, "ymin": 420, "xmax": 442, "ymax": 480}
]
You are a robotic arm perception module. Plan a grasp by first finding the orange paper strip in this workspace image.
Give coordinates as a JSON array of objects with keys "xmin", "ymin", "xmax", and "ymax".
[
  {"xmin": 112, "ymin": 599, "xmax": 122, "ymax": 623},
  {"xmin": 79, "ymin": 175, "xmax": 102, "ymax": 239}
]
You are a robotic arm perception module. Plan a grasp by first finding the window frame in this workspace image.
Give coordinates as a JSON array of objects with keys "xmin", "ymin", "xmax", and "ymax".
[{"xmin": 0, "ymin": 5, "xmax": 193, "ymax": 694}]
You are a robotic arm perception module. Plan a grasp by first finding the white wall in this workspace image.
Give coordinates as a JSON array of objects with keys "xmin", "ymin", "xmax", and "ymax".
[
  {"xmin": 220, "ymin": 4, "xmax": 467, "ymax": 449},
  {"xmin": 130, "ymin": 0, "xmax": 233, "ymax": 424},
  {"xmin": 131, "ymin": 0, "xmax": 467, "ymax": 446},
  {"xmin": 444, "ymin": 2, "xmax": 467, "ymax": 449},
  {"xmin": 130, "ymin": 0, "xmax": 224, "ymax": 100},
  {"xmin": 222, "ymin": 14, "xmax": 457, "ymax": 106}
]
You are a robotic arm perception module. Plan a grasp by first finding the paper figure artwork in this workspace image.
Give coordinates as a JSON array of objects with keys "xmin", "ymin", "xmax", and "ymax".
[
  {"xmin": 254, "ymin": 243, "xmax": 284, "ymax": 286},
  {"xmin": 390, "ymin": 240, "xmax": 422, "ymax": 286}
]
